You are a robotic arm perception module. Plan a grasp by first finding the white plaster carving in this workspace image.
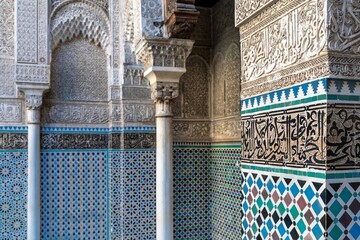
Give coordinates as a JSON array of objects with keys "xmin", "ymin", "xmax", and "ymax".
[
  {"xmin": 124, "ymin": 66, "xmax": 146, "ymax": 85},
  {"xmin": 123, "ymin": 104, "xmax": 155, "ymax": 122},
  {"xmin": 213, "ymin": 54, "xmax": 225, "ymax": 118},
  {"xmin": 212, "ymin": 118, "xmax": 241, "ymax": 139},
  {"xmin": 235, "ymin": 0, "xmax": 276, "ymax": 26},
  {"xmin": 141, "ymin": 0, "xmax": 163, "ymax": 38},
  {"xmin": 38, "ymin": 0, "xmax": 50, "ymax": 64},
  {"xmin": 0, "ymin": 0, "xmax": 14, "ymax": 57},
  {"xmin": 0, "ymin": 59, "xmax": 15, "ymax": 97},
  {"xmin": 0, "ymin": 102, "xmax": 22, "ymax": 122},
  {"xmin": 50, "ymin": 38, "xmax": 108, "ymax": 101},
  {"xmin": 180, "ymin": 56, "xmax": 210, "ymax": 119},
  {"xmin": 16, "ymin": 0, "xmax": 38, "ymax": 63},
  {"xmin": 173, "ymin": 121, "xmax": 211, "ymax": 140},
  {"xmin": 25, "ymin": 94, "xmax": 43, "ymax": 110},
  {"xmin": 328, "ymin": 0, "xmax": 360, "ymax": 53},
  {"xmin": 44, "ymin": 103, "xmax": 110, "ymax": 124},
  {"xmin": 136, "ymin": 38, "xmax": 194, "ymax": 72},
  {"xmin": 240, "ymin": 0, "xmax": 326, "ymax": 83},
  {"xmin": 15, "ymin": 64, "xmax": 50, "ymax": 83},
  {"xmin": 111, "ymin": 104, "xmax": 155, "ymax": 122},
  {"xmin": 51, "ymin": 1, "xmax": 110, "ymax": 51},
  {"xmin": 51, "ymin": 0, "xmax": 109, "ymax": 13},
  {"xmin": 224, "ymin": 44, "xmax": 241, "ymax": 117}
]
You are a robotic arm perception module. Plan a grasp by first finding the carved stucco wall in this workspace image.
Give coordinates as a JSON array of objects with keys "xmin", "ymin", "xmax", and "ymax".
[
  {"xmin": 173, "ymin": 7, "xmax": 212, "ymax": 142},
  {"xmin": 239, "ymin": 0, "xmax": 327, "ymax": 98},
  {"xmin": 0, "ymin": 0, "xmax": 23, "ymax": 125},
  {"xmin": 43, "ymin": 38, "xmax": 109, "ymax": 125},
  {"xmin": 211, "ymin": 0, "xmax": 241, "ymax": 141},
  {"xmin": 49, "ymin": 38, "xmax": 108, "ymax": 101}
]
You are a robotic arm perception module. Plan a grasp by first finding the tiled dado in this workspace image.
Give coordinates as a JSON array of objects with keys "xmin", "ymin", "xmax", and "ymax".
[
  {"xmin": 174, "ymin": 143, "xmax": 211, "ymax": 240},
  {"xmin": 209, "ymin": 144, "xmax": 243, "ymax": 240},
  {"xmin": 41, "ymin": 150, "xmax": 108, "ymax": 239},
  {"xmin": 0, "ymin": 151, "xmax": 27, "ymax": 240},
  {"xmin": 173, "ymin": 143, "xmax": 242, "ymax": 240},
  {"xmin": 242, "ymin": 163, "xmax": 360, "ymax": 240},
  {"xmin": 241, "ymin": 78, "xmax": 360, "ymax": 115},
  {"xmin": 110, "ymin": 149, "xmax": 156, "ymax": 240}
]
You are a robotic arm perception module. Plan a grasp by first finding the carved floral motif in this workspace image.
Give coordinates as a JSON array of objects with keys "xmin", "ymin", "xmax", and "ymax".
[{"xmin": 180, "ymin": 56, "xmax": 209, "ymax": 119}]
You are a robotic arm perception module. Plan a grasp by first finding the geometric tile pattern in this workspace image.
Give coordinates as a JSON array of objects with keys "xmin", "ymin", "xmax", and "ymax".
[
  {"xmin": 210, "ymin": 145, "xmax": 242, "ymax": 240},
  {"xmin": 110, "ymin": 150, "xmax": 156, "ymax": 240},
  {"xmin": 0, "ymin": 151, "xmax": 27, "ymax": 240},
  {"xmin": 173, "ymin": 145, "xmax": 211, "ymax": 240},
  {"xmin": 41, "ymin": 151, "xmax": 108, "ymax": 239},
  {"xmin": 327, "ymin": 177, "xmax": 360, "ymax": 240},
  {"xmin": 241, "ymin": 78, "xmax": 360, "ymax": 115},
  {"xmin": 242, "ymin": 164, "xmax": 327, "ymax": 240}
]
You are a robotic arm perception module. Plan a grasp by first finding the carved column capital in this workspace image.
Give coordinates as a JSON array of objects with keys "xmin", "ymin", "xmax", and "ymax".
[
  {"xmin": 151, "ymin": 82, "xmax": 179, "ymax": 117},
  {"xmin": 136, "ymin": 38, "xmax": 194, "ymax": 76},
  {"xmin": 136, "ymin": 38, "xmax": 193, "ymax": 117},
  {"xmin": 24, "ymin": 93, "xmax": 43, "ymax": 124},
  {"xmin": 25, "ymin": 94, "xmax": 43, "ymax": 110},
  {"xmin": 151, "ymin": 82, "xmax": 179, "ymax": 101}
]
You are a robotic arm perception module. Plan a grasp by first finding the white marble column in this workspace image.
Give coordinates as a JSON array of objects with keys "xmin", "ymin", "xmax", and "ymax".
[
  {"xmin": 136, "ymin": 38, "xmax": 194, "ymax": 240},
  {"xmin": 153, "ymin": 85, "xmax": 178, "ymax": 240},
  {"xmin": 25, "ymin": 94, "xmax": 43, "ymax": 240}
]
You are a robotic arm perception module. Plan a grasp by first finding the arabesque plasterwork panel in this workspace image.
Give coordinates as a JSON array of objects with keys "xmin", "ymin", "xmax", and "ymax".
[
  {"xmin": 0, "ymin": 59, "xmax": 15, "ymax": 97},
  {"xmin": 0, "ymin": 0, "xmax": 14, "ymax": 58},
  {"xmin": 235, "ymin": 0, "xmax": 277, "ymax": 26},
  {"xmin": 328, "ymin": 0, "xmax": 360, "ymax": 53},
  {"xmin": 240, "ymin": 0, "xmax": 326, "ymax": 84}
]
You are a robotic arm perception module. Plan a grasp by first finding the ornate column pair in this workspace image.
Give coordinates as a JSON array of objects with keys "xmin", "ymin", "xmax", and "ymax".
[{"xmin": 136, "ymin": 38, "xmax": 194, "ymax": 240}]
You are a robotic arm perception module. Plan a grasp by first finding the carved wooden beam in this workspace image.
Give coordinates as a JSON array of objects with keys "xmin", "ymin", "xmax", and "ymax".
[{"xmin": 164, "ymin": 0, "xmax": 199, "ymax": 39}]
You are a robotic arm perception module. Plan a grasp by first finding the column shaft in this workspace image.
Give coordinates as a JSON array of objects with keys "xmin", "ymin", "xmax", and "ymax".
[
  {"xmin": 156, "ymin": 107, "xmax": 174, "ymax": 240},
  {"xmin": 27, "ymin": 109, "xmax": 41, "ymax": 240}
]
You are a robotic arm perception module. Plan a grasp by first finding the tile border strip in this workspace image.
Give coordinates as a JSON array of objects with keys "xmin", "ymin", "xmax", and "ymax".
[
  {"xmin": 241, "ymin": 163, "xmax": 360, "ymax": 179},
  {"xmin": 241, "ymin": 78, "xmax": 360, "ymax": 115}
]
